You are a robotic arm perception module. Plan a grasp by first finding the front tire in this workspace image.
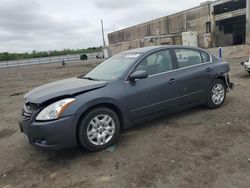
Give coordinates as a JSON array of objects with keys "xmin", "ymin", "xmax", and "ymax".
[
  {"xmin": 78, "ymin": 107, "xmax": 120, "ymax": 151},
  {"xmin": 207, "ymin": 79, "xmax": 227, "ymax": 109}
]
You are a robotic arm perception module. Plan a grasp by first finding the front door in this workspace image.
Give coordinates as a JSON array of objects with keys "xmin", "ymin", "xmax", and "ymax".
[{"xmin": 125, "ymin": 49, "xmax": 180, "ymax": 120}]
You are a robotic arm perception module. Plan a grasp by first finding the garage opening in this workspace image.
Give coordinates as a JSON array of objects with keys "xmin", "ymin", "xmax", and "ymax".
[
  {"xmin": 215, "ymin": 15, "xmax": 246, "ymax": 46},
  {"xmin": 214, "ymin": 0, "xmax": 246, "ymax": 15}
]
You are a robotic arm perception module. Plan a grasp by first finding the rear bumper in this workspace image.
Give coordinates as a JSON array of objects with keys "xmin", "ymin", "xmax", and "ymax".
[
  {"xmin": 19, "ymin": 115, "xmax": 78, "ymax": 150},
  {"xmin": 224, "ymin": 73, "xmax": 234, "ymax": 91}
]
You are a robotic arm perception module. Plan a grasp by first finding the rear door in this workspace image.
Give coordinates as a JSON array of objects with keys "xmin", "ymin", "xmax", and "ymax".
[
  {"xmin": 172, "ymin": 48, "xmax": 213, "ymax": 106},
  {"xmin": 125, "ymin": 49, "xmax": 180, "ymax": 120}
]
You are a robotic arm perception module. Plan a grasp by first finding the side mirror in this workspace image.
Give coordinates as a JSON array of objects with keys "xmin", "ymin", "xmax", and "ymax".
[{"xmin": 129, "ymin": 70, "xmax": 148, "ymax": 81}]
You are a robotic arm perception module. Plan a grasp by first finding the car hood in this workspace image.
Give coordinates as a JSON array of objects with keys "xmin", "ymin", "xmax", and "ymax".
[{"xmin": 24, "ymin": 78, "xmax": 108, "ymax": 104}]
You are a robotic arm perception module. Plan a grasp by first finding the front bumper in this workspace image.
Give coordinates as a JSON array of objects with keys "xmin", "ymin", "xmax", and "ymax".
[{"xmin": 18, "ymin": 115, "xmax": 78, "ymax": 150}]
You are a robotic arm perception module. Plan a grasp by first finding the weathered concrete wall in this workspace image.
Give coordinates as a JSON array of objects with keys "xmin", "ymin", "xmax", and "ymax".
[
  {"xmin": 168, "ymin": 13, "xmax": 185, "ymax": 34},
  {"xmin": 108, "ymin": 35, "xmax": 181, "ymax": 56},
  {"xmin": 108, "ymin": 40, "xmax": 141, "ymax": 55},
  {"xmin": 108, "ymin": 5, "xmax": 210, "ymax": 50},
  {"xmin": 108, "ymin": 43, "xmax": 250, "ymax": 60},
  {"xmin": 186, "ymin": 5, "xmax": 210, "ymax": 47},
  {"xmin": 108, "ymin": 0, "xmax": 249, "ymax": 56}
]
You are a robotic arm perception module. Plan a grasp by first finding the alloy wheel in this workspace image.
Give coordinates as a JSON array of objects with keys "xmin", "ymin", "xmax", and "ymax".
[
  {"xmin": 87, "ymin": 114, "xmax": 115, "ymax": 146},
  {"xmin": 211, "ymin": 83, "xmax": 225, "ymax": 105}
]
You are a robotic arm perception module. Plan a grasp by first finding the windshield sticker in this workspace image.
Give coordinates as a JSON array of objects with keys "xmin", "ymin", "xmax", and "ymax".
[{"xmin": 125, "ymin": 54, "xmax": 141, "ymax": 58}]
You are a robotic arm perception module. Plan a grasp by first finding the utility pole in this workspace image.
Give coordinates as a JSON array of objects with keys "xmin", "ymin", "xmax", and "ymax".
[{"xmin": 101, "ymin": 20, "xmax": 106, "ymax": 47}]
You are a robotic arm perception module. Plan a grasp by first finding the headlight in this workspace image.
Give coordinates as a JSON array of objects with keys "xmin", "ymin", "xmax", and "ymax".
[{"xmin": 36, "ymin": 98, "xmax": 75, "ymax": 121}]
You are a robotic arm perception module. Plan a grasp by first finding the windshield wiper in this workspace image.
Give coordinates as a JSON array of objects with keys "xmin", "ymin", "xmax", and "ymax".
[{"xmin": 80, "ymin": 76, "xmax": 100, "ymax": 81}]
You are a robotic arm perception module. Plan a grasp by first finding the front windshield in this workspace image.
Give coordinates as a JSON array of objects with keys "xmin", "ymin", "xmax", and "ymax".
[{"xmin": 84, "ymin": 53, "xmax": 141, "ymax": 81}]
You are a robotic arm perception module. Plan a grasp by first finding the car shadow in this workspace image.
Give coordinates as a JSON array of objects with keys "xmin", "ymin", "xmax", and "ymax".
[
  {"xmin": 36, "ymin": 105, "xmax": 219, "ymax": 161},
  {"xmin": 38, "ymin": 147, "xmax": 87, "ymax": 162},
  {"xmin": 121, "ymin": 106, "xmax": 205, "ymax": 133}
]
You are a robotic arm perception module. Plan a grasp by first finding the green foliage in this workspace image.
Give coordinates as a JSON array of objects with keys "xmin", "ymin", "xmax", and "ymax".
[{"xmin": 0, "ymin": 47, "xmax": 102, "ymax": 61}]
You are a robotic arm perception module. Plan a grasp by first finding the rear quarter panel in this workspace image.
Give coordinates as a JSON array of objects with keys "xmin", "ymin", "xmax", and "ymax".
[{"xmin": 211, "ymin": 61, "xmax": 230, "ymax": 77}]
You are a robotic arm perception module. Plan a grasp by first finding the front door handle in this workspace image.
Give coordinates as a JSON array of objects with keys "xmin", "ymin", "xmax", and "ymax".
[
  {"xmin": 205, "ymin": 67, "xmax": 213, "ymax": 72},
  {"xmin": 168, "ymin": 78, "xmax": 176, "ymax": 84}
]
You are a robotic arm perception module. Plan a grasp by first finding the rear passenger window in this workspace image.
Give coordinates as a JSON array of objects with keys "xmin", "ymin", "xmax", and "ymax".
[
  {"xmin": 174, "ymin": 49, "xmax": 203, "ymax": 68},
  {"xmin": 201, "ymin": 51, "xmax": 210, "ymax": 62}
]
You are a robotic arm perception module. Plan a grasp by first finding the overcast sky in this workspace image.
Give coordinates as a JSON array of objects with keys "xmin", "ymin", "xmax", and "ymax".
[{"xmin": 0, "ymin": 0, "xmax": 207, "ymax": 53}]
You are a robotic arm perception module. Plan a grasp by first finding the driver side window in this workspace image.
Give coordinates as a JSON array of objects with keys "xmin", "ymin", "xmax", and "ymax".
[{"xmin": 135, "ymin": 50, "xmax": 173, "ymax": 76}]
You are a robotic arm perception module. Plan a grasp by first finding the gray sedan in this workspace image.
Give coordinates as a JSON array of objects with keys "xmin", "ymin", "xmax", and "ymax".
[{"xmin": 19, "ymin": 46, "xmax": 233, "ymax": 151}]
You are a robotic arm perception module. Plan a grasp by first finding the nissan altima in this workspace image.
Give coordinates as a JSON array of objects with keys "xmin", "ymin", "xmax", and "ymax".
[{"xmin": 19, "ymin": 46, "xmax": 233, "ymax": 151}]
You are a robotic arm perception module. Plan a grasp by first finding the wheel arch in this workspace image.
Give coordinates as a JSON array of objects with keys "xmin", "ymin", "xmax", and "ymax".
[
  {"xmin": 214, "ymin": 72, "xmax": 227, "ymax": 86},
  {"xmin": 75, "ymin": 102, "xmax": 124, "ymax": 145}
]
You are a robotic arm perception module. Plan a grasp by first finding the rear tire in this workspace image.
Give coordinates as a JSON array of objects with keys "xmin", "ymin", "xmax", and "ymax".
[
  {"xmin": 78, "ymin": 107, "xmax": 120, "ymax": 152},
  {"xmin": 206, "ymin": 79, "xmax": 227, "ymax": 109}
]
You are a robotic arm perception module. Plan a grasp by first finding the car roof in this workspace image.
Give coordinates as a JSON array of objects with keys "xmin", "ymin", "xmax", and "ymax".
[{"xmin": 121, "ymin": 45, "xmax": 208, "ymax": 55}]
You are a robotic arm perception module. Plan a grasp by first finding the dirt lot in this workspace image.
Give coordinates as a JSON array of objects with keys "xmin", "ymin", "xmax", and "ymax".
[{"xmin": 0, "ymin": 59, "xmax": 250, "ymax": 188}]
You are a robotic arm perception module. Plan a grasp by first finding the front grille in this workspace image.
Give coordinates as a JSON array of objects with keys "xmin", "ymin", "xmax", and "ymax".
[
  {"xmin": 22, "ymin": 102, "xmax": 38, "ymax": 121},
  {"xmin": 22, "ymin": 109, "xmax": 32, "ymax": 120}
]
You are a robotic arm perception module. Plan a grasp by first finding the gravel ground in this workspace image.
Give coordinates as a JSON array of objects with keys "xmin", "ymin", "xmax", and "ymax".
[{"xmin": 0, "ymin": 58, "xmax": 250, "ymax": 188}]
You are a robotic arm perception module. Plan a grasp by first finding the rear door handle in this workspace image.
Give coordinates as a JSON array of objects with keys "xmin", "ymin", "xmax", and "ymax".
[
  {"xmin": 205, "ymin": 67, "xmax": 213, "ymax": 72},
  {"xmin": 168, "ymin": 78, "xmax": 176, "ymax": 84}
]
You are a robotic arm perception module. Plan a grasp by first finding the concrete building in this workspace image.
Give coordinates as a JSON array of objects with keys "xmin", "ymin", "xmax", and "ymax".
[{"xmin": 107, "ymin": 0, "xmax": 250, "ymax": 56}]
